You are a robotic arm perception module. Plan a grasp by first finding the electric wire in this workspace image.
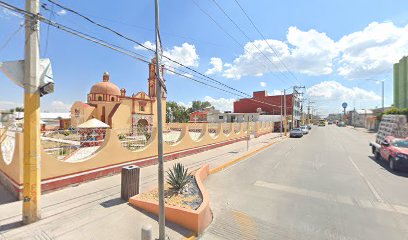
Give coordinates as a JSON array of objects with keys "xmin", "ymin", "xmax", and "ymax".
[
  {"xmin": 210, "ymin": 0, "xmax": 295, "ymax": 84},
  {"xmin": 232, "ymin": 0, "xmax": 299, "ymax": 83},
  {"xmin": 0, "ymin": 1, "xmax": 289, "ymax": 109},
  {"xmin": 44, "ymin": 0, "xmax": 288, "ymax": 105}
]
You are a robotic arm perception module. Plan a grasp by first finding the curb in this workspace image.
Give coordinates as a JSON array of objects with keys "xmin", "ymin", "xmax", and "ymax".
[{"xmin": 209, "ymin": 136, "xmax": 286, "ymax": 174}]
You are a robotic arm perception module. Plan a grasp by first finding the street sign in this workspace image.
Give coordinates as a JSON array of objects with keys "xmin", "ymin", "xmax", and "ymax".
[{"xmin": 342, "ymin": 102, "xmax": 348, "ymax": 109}]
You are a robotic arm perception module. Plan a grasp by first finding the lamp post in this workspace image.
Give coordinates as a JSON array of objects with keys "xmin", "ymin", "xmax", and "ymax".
[{"xmin": 364, "ymin": 79, "xmax": 385, "ymax": 112}]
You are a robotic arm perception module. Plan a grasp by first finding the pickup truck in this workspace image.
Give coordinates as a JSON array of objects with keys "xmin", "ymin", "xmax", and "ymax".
[{"xmin": 370, "ymin": 136, "xmax": 408, "ymax": 171}]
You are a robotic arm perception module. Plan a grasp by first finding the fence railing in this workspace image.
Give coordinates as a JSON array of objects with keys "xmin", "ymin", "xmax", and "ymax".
[
  {"xmin": 116, "ymin": 126, "xmax": 154, "ymax": 152},
  {"xmin": 41, "ymin": 128, "xmax": 107, "ymax": 162}
]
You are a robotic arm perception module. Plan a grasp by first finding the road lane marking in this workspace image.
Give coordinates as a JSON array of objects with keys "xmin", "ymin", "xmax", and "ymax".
[
  {"xmin": 209, "ymin": 137, "xmax": 287, "ymax": 174},
  {"xmin": 254, "ymin": 181, "xmax": 408, "ymax": 216},
  {"xmin": 347, "ymin": 156, "xmax": 384, "ymax": 203}
]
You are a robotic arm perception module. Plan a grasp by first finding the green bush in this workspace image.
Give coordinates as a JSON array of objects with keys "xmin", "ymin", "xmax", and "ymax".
[
  {"xmin": 118, "ymin": 134, "xmax": 126, "ymax": 140},
  {"xmin": 379, "ymin": 108, "xmax": 408, "ymax": 121},
  {"xmin": 166, "ymin": 163, "xmax": 190, "ymax": 193}
]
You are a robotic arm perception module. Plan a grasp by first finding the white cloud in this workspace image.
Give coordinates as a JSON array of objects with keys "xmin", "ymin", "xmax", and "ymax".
[
  {"xmin": 1, "ymin": 9, "xmax": 23, "ymax": 19},
  {"xmin": 260, "ymin": 81, "xmax": 267, "ymax": 87},
  {"xmin": 48, "ymin": 100, "xmax": 71, "ymax": 112},
  {"xmin": 307, "ymin": 81, "xmax": 381, "ymax": 102},
  {"xmin": 223, "ymin": 26, "xmax": 338, "ymax": 79},
  {"xmin": 177, "ymin": 101, "xmax": 191, "ymax": 108},
  {"xmin": 0, "ymin": 101, "xmax": 22, "ymax": 110},
  {"xmin": 270, "ymin": 89, "xmax": 282, "ymax": 95},
  {"xmin": 134, "ymin": 41, "xmax": 156, "ymax": 51},
  {"xmin": 134, "ymin": 41, "xmax": 199, "ymax": 69},
  {"xmin": 203, "ymin": 96, "xmax": 235, "ymax": 112},
  {"xmin": 205, "ymin": 57, "xmax": 223, "ymax": 75},
  {"xmin": 56, "ymin": 9, "xmax": 67, "ymax": 16},
  {"xmin": 337, "ymin": 22, "xmax": 408, "ymax": 79},
  {"xmin": 221, "ymin": 21, "xmax": 408, "ymax": 80}
]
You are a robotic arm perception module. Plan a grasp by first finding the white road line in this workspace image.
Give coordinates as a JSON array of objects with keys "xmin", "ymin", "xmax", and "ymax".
[
  {"xmin": 272, "ymin": 161, "xmax": 280, "ymax": 170},
  {"xmin": 347, "ymin": 155, "xmax": 384, "ymax": 203},
  {"xmin": 254, "ymin": 181, "xmax": 408, "ymax": 216}
]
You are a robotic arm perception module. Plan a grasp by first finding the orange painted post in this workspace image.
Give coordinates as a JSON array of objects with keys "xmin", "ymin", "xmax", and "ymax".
[{"xmin": 22, "ymin": 0, "xmax": 41, "ymax": 224}]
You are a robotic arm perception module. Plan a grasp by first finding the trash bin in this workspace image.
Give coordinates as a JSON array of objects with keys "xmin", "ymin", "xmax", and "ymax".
[{"xmin": 121, "ymin": 165, "xmax": 140, "ymax": 200}]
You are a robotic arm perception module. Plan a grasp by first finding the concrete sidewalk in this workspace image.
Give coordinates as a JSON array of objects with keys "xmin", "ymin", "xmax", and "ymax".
[{"xmin": 0, "ymin": 132, "xmax": 284, "ymax": 240}]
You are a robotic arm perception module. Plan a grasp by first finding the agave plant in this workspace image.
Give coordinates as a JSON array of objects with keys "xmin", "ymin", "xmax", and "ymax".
[{"xmin": 166, "ymin": 163, "xmax": 191, "ymax": 193}]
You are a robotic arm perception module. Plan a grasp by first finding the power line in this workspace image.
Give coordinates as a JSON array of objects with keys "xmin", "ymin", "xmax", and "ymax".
[
  {"xmin": 44, "ymin": 0, "xmax": 286, "ymax": 104},
  {"xmin": 191, "ymin": 0, "xmax": 293, "ymax": 86},
  {"xmin": 210, "ymin": 0, "xmax": 295, "ymax": 85},
  {"xmin": 232, "ymin": 0, "xmax": 299, "ymax": 83},
  {"xmin": 0, "ymin": 1, "xmax": 286, "ymax": 109},
  {"xmin": 0, "ymin": 22, "xmax": 24, "ymax": 54}
]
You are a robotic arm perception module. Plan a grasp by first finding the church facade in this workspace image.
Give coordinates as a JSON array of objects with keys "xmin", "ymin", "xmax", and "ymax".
[{"xmin": 70, "ymin": 58, "xmax": 166, "ymax": 130}]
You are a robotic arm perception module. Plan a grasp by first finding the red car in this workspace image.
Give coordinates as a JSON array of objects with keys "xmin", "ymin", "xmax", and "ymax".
[{"xmin": 376, "ymin": 136, "xmax": 408, "ymax": 171}]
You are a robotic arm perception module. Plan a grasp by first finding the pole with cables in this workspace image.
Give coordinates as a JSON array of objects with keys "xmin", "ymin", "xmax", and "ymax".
[
  {"xmin": 382, "ymin": 80, "xmax": 385, "ymax": 112},
  {"xmin": 284, "ymin": 89, "xmax": 287, "ymax": 136},
  {"xmin": 280, "ymin": 92, "xmax": 282, "ymax": 137},
  {"xmin": 22, "ymin": 0, "xmax": 41, "ymax": 224},
  {"xmin": 154, "ymin": 0, "xmax": 165, "ymax": 239}
]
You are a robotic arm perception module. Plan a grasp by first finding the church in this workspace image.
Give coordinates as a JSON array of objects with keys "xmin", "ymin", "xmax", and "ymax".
[{"xmin": 70, "ymin": 58, "xmax": 166, "ymax": 130}]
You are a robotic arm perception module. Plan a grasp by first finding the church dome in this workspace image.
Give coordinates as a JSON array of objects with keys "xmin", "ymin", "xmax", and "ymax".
[{"xmin": 90, "ymin": 72, "xmax": 121, "ymax": 96}]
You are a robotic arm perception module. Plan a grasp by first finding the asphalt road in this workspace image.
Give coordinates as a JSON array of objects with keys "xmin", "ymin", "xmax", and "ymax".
[{"xmin": 202, "ymin": 125, "xmax": 408, "ymax": 240}]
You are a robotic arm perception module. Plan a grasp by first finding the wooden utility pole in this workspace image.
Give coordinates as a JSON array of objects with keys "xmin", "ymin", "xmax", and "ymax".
[{"xmin": 22, "ymin": 0, "xmax": 41, "ymax": 224}]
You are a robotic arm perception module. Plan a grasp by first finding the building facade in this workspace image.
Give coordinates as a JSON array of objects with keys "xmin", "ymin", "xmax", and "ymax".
[
  {"xmin": 70, "ymin": 58, "xmax": 166, "ymax": 130},
  {"xmin": 394, "ymin": 56, "xmax": 408, "ymax": 108},
  {"xmin": 233, "ymin": 90, "xmax": 301, "ymax": 127}
]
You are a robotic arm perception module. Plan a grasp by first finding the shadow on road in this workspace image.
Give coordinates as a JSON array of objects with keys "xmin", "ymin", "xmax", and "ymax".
[
  {"xmin": 128, "ymin": 204, "xmax": 192, "ymax": 237},
  {"xmin": 368, "ymin": 156, "xmax": 408, "ymax": 178}
]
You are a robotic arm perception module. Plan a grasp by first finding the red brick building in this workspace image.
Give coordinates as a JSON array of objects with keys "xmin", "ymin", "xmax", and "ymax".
[
  {"xmin": 234, "ymin": 91, "xmax": 293, "ymax": 115},
  {"xmin": 234, "ymin": 90, "xmax": 302, "ymax": 127}
]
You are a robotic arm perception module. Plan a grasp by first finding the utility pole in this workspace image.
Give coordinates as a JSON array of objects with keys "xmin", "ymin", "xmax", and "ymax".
[
  {"xmin": 154, "ymin": 0, "xmax": 166, "ymax": 239},
  {"xmin": 283, "ymin": 89, "xmax": 287, "ymax": 136},
  {"xmin": 382, "ymin": 80, "xmax": 384, "ymax": 112},
  {"xmin": 22, "ymin": 0, "xmax": 41, "ymax": 224},
  {"xmin": 280, "ymin": 92, "xmax": 282, "ymax": 137},
  {"xmin": 292, "ymin": 86, "xmax": 305, "ymax": 129},
  {"xmin": 246, "ymin": 115, "xmax": 249, "ymax": 151}
]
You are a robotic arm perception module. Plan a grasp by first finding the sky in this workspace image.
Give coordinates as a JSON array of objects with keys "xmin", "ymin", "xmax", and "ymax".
[{"xmin": 1, "ymin": 0, "xmax": 408, "ymax": 116}]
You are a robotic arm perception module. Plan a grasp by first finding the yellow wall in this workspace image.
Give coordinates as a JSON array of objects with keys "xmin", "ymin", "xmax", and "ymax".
[
  {"xmin": 0, "ymin": 122, "xmax": 275, "ymax": 184},
  {"xmin": 70, "ymin": 101, "xmax": 95, "ymax": 127}
]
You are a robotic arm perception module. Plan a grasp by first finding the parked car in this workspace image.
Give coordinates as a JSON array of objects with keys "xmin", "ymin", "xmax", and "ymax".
[
  {"xmin": 300, "ymin": 125, "xmax": 309, "ymax": 135},
  {"xmin": 337, "ymin": 121, "xmax": 346, "ymax": 127},
  {"xmin": 372, "ymin": 136, "xmax": 408, "ymax": 171},
  {"xmin": 328, "ymin": 121, "xmax": 333, "ymax": 125},
  {"xmin": 290, "ymin": 128, "xmax": 303, "ymax": 138},
  {"xmin": 318, "ymin": 120, "xmax": 326, "ymax": 126},
  {"xmin": 307, "ymin": 124, "xmax": 312, "ymax": 130}
]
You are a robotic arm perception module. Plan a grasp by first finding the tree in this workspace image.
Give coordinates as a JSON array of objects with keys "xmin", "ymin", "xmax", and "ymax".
[
  {"xmin": 188, "ymin": 101, "xmax": 212, "ymax": 113},
  {"xmin": 15, "ymin": 107, "xmax": 24, "ymax": 112},
  {"xmin": 166, "ymin": 101, "xmax": 189, "ymax": 123}
]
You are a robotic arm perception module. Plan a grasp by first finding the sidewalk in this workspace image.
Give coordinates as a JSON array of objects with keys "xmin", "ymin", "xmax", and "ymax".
[{"xmin": 0, "ymin": 132, "xmax": 284, "ymax": 240}]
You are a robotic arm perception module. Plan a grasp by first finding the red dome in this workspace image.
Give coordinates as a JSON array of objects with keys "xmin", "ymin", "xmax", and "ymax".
[{"xmin": 90, "ymin": 81, "xmax": 120, "ymax": 96}]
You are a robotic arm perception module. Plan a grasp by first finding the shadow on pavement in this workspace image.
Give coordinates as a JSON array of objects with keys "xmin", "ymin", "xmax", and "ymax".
[
  {"xmin": 100, "ymin": 197, "xmax": 126, "ymax": 208},
  {"xmin": 0, "ymin": 184, "xmax": 17, "ymax": 205},
  {"xmin": 368, "ymin": 156, "xmax": 408, "ymax": 178},
  {"xmin": 128, "ymin": 204, "xmax": 192, "ymax": 237},
  {"xmin": 0, "ymin": 221, "xmax": 22, "ymax": 233}
]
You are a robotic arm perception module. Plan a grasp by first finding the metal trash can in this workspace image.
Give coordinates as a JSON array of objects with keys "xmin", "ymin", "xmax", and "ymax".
[{"xmin": 121, "ymin": 165, "xmax": 140, "ymax": 200}]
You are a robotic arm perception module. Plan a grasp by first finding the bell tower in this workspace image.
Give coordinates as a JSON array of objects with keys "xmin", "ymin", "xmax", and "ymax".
[{"xmin": 148, "ymin": 58, "xmax": 165, "ymax": 98}]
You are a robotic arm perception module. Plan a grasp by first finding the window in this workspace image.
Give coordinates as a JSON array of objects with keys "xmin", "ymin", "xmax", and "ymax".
[
  {"xmin": 111, "ymin": 97, "xmax": 115, "ymax": 101},
  {"xmin": 98, "ymin": 96, "xmax": 102, "ymax": 101},
  {"xmin": 140, "ymin": 106, "xmax": 145, "ymax": 112},
  {"xmin": 219, "ymin": 116, "xmax": 223, "ymax": 119}
]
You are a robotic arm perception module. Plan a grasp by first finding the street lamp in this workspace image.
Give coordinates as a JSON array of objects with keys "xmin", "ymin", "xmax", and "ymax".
[{"xmin": 363, "ymin": 79, "xmax": 385, "ymax": 112}]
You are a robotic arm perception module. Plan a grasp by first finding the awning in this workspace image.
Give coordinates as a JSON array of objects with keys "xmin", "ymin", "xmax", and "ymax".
[{"xmin": 77, "ymin": 118, "xmax": 110, "ymax": 128}]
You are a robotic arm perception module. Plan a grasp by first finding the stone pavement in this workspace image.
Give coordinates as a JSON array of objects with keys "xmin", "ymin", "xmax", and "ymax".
[{"xmin": 0, "ymin": 132, "xmax": 283, "ymax": 240}]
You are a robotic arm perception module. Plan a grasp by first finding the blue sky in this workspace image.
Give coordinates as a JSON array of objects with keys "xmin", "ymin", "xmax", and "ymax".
[{"xmin": 1, "ymin": 0, "xmax": 408, "ymax": 115}]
